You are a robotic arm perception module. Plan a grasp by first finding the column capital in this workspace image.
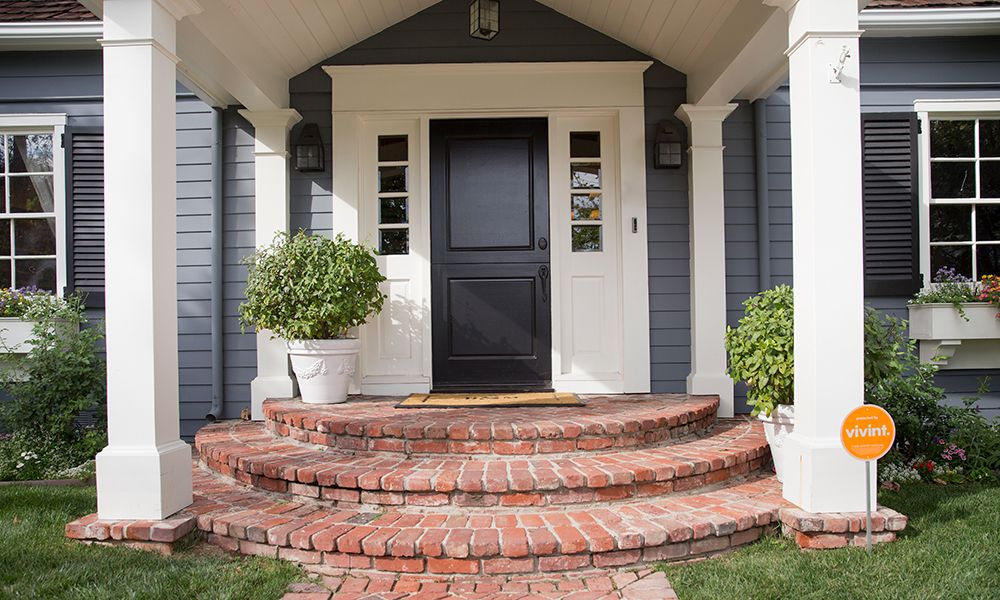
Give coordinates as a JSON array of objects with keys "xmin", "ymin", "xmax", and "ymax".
[
  {"xmin": 238, "ymin": 108, "xmax": 303, "ymax": 131},
  {"xmin": 675, "ymin": 103, "xmax": 738, "ymax": 127},
  {"xmin": 156, "ymin": 0, "xmax": 203, "ymax": 21}
]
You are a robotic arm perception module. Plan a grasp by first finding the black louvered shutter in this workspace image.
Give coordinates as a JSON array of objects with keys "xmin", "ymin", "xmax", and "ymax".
[
  {"xmin": 64, "ymin": 127, "xmax": 105, "ymax": 307},
  {"xmin": 862, "ymin": 113, "xmax": 921, "ymax": 296}
]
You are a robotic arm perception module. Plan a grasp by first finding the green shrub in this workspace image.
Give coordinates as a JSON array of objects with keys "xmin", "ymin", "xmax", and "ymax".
[
  {"xmin": 0, "ymin": 293, "xmax": 106, "ymax": 481},
  {"xmin": 240, "ymin": 231, "xmax": 386, "ymax": 340},
  {"xmin": 724, "ymin": 285, "xmax": 794, "ymax": 417}
]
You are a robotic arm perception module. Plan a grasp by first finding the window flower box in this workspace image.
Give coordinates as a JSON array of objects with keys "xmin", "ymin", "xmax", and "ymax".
[{"xmin": 907, "ymin": 303, "xmax": 1000, "ymax": 369}]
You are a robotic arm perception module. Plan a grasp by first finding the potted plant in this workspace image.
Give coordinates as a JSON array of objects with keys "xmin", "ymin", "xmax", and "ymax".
[
  {"xmin": 240, "ymin": 231, "xmax": 386, "ymax": 404},
  {"xmin": 725, "ymin": 285, "xmax": 795, "ymax": 482},
  {"xmin": 907, "ymin": 268, "xmax": 1000, "ymax": 368}
]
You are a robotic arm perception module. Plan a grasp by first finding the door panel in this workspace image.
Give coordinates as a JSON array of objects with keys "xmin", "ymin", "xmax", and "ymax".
[{"xmin": 430, "ymin": 119, "xmax": 551, "ymax": 391}]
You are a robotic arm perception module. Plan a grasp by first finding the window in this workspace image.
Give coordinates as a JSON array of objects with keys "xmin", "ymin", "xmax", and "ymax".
[
  {"xmin": 569, "ymin": 131, "xmax": 602, "ymax": 252},
  {"xmin": 0, "ymin": 120, "xmax": 65, "ymax": 292},
  {"xmin": 377, "ymin": 135, "xmax": 409, "ymax": 255},
  {"xmin": 926, "ymin": 116, "xmax": 1000, "ymax": 279}
]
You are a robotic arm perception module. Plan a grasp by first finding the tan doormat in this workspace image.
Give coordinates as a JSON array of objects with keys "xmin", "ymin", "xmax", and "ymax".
[{"xmin": 397, "ymin": 392, "xmax": 583, "ymax": 408}]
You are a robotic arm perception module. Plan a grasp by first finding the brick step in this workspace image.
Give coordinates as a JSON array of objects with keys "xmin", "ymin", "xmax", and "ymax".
[
  {"xmin": 195, "ymin": 419, "xmax": 770, "ymax": 508},
  {"xmin": 262, "ymin": 394, "xmax": 718, "ymax": 456},
  {"xmin": 189, "ymin": 466, "xmax": 786, "ymax": 575}
]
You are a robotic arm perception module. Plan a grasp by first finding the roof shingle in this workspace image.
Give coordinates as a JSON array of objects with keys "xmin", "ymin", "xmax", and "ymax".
[{"xmin": 0, "ymin": 1, "xmax": 97, "ymax": 23}]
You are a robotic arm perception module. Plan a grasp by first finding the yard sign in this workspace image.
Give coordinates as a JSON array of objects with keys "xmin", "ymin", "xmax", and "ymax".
[{"xmin": 841, "ymin": 405, "xmax": 895, "ymax": 552}]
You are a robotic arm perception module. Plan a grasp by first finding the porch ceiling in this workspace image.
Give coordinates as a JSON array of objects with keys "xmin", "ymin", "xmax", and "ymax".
[{"xmin": 91, "ymin": 0, "xmax": 793, "ymax": 109}]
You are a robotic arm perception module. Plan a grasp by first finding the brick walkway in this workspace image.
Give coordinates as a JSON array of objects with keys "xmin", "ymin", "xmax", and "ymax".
[{"xmin": 281, "ymin": 568, "xmax": 678, "ymax": 599}]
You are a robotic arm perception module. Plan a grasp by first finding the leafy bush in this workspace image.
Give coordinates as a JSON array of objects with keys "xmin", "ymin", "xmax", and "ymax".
[
  {"xmin": 725, "ymin": 285, "xmax": 794, "ymax": 417},
  {"xmin": 865, "ymin": 308, "xmax": 1000, "ymax": 484},
  {"xmin": 240, "ymin": 231, "xmax": 386, "ymax": 340},
  {"xmin": 0, "ymin": 293, "xmax": 106, "ymax": 481}
]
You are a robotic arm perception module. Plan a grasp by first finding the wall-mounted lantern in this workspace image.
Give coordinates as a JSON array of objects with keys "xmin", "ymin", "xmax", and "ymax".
[
  {"xmin": 293, "ymin": 123, "xmax": 325, "ymax": 172},
  {"xmin": 470, "ymin": 0, "xmax": 499, "ymax": 41},
  {"xmin": 654, "ymin": 120, "xmax": 684, "ymax": 169}
]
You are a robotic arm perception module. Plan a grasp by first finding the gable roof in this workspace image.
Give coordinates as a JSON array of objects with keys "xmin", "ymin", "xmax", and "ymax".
[{"xmin": 0, "ymin": 1, "xmax": 97, "ymax": 22}]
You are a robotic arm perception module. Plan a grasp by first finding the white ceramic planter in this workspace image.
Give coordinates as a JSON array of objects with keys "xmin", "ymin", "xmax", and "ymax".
[
  {"xmin": 287, "ymin": 338, "xmax": 361, "ymax": 405},
  {"xmin": 907, "ymin": 303, "xmax": 1000, "ymax": 369},
  {"xmin": 758, "ymin": 404, "xmax": 795, "ymax": 483}
]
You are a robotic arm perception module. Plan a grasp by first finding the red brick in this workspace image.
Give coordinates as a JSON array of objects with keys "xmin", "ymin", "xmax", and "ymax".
[
  {"xmin": 427, "ymin": 558, "xmax": 479, "ymax": 574},
  {"xmin": 500, "ymin": 493, "xmax": 544, "ymax": 507},
  {"xmin": 796, "ymin": 532, "xmax": 849, "ymax": 549},
  {"xmin": 690, "ymin": 535, "xmax": 731, "ymax": 554},
  {"xmin": 499, "ymin": 528, "xmax": 529, "ymax": 557},
  {"xmin": 483, "ymin": 558, "xmax": 535, "ymax": 574},
  {"xmin": 278, "ymin": 547, "xmax": 322, "ymax": 564},
  {"xmin": 538, "ymin": 554, "xmax": 591, "ymax": 571},
  {"xmin": 374, "ymin": 557, "xmax": 425, "ymax": 573},
  {"xmin": 593, "ymin": 549, "xmax": 641, "ymax": 567}
]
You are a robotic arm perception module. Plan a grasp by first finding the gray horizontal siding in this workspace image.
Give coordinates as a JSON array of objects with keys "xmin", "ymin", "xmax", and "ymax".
[
  {"xmin": 758, "ymin": 36, "xmax": 1000, "ymax": 414},
  {"xmin": 0, "ymin": 50, "xmax": 231, "ymax": 438}
]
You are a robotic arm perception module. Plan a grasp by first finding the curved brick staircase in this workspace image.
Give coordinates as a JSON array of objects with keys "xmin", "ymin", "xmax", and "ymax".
[{"xmin": 186, "ymin": 394, "xmax": 791, "ymax": 576}]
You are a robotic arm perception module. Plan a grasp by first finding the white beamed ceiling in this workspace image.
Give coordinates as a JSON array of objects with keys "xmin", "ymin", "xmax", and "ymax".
[{"xmin": 91, "ymin": 0, "xmax": 787, "ymax": 109}]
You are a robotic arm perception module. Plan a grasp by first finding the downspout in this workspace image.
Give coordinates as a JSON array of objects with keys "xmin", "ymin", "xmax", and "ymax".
[
  {"xmin": 753, "ymin": 99, "xmax": 772, "ymax": 292},
  {"xmin": 207, "ymin": 107, "xmax": 225, "ymax": 421}
]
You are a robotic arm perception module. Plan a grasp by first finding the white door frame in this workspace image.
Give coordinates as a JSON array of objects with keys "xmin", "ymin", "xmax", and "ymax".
[{"xmin": 325, "ymin": 62, "xmax": 652, "ymax": 395}]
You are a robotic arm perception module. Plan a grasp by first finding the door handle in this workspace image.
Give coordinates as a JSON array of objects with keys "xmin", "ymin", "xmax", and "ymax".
[
  {"xmin": 538, "ymin": 237, "xmax": 548, "ymax": 250},
  {"xmin": 538, "ymin": 265, "xmax": 549, "ymax": 302}
]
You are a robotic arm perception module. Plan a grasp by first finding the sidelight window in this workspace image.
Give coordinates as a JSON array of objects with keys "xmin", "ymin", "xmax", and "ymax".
[
  {"xmin": 569, "ymin": 131, "xmax": 602, "ymax": 252},
  {"xmin": 377, "ymin": 135, "xmax": 409, "ymax": 255}
]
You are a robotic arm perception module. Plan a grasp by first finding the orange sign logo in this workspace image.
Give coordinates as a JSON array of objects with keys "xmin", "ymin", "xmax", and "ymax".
[{"xmin": 841, "ymin": 405, "xmax": 896, "ymax": 461}]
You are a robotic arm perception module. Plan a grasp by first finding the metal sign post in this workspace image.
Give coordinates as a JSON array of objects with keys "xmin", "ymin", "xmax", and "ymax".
[
  {"xmin": 865, "ymin": 460, "xmax": 872, "ymax": 552},
  {"xmin": 841, "ymin": 405, "xmax": 896, "ymax": 554}
]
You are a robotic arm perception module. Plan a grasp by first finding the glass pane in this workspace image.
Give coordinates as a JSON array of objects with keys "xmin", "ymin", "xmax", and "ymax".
[
  {"xmin": 977, "ymin": 205, "xmax": 1000, "ymax": 241},
  {"xmin": 571, "ymin": 163, "xmax": 601, "ymax": 189},
  {"xmin": 8, "ymin": 175, "xmax": 54, "ymax": 213},
  {"xmin": 931, "ymin": 245, "xmax": 972, "ymax": 279},
  {"xmin": 978, "ymin": 245, "xmax": 1000, "ymax": 277},
  {"xmin": 981, "ymin": 161, "xmax": 1000, "ymax": 198},
  {"xmin": 571, "ymin": 225, "xmax": 602, "ymax": 252},
  {"xmin": 0, "ymin": 136, "xmax": 5, "ymax": 172},
  {"xmin": 570, "ymin": 132, "xmax": 601, "ymax": 158},
  {"xmin": 0, "ymin": 178, "xmax": 5, "ymax": 212},
  {"xmin": 14, "ymin": 258, "xmax": 55, "ymax": 291},
  {"xmin": 379, "ymin": 197, "xmax": 408, "ymax": 225},
  {"xmin": 14, "ymin": 218, "xmax": 55, "ymax": 256},
  {"xmin": 980, "ymin": 120, "xmax": 1000, "ymax": 157},
  {"xmin": 931, "ymin": 120, "xmax": 974, "ymax": 158},
  {"xmin": 0, "ymin": 219, "xmax": 9, "ymax": 255},
  {"xmin": 571, "ymin": 193, "xmax": 602, "ymax": 221},
  {"xmin": 379, "ymin": 166, "xmax": 407, "ymax": 193},
  {"xmin": 0, "ymin": 259, "xmax": 9, "ymax": 288},
  {"xmin": 8, "ymin": 134, "xmax": 53, "ymax": 173},
  {"xmin": 931, "ymin": 162, "xmax": 976, "ymax": 198},
  {"xmin": 379, "ymin": 228, "xmax": 408, "ymax": 255},
  {"xmin": 378, "ymin": 136, "xmax": 407, "ymax": 162},
  {"xmin": 930, "ymin": 204, "xmax": 972, "ymax": 242}
]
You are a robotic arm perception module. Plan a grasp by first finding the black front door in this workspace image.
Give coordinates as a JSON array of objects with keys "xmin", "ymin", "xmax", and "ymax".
[{"xmin": 430, "ymin": 118, "xmax": 551, "ymax": 391}]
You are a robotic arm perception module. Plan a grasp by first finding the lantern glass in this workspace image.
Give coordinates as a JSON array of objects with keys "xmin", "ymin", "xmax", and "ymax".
[
  {"xmin": 293, "ymin": 123, "xmax": 325, "ymax": 172},
  {"xmin": 470, "ymin": 0, "xmax": 499, "ymax": 40},
  {"xmin": 654, "ymin": 121, "xmax": 684, "ymax": 169}
]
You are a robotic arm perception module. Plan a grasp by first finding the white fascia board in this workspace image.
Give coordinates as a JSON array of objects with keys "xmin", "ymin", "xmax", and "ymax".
[
  {"xmin": 860, "ymin": 7, "xmax": 1000, "ymax": 37},
  {"xmin": 0, "ymin": 21, "xmax": 102, "ymax": 50},
  {"xmin": 0, "ymin": 113, "xmax": 68, "ymax": 128}
]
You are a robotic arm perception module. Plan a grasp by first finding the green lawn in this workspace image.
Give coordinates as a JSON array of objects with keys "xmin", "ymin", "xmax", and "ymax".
[
  {"xmin": 662, "ymin": 482, "xmax": 1000, "ymax": 599},
  {"xmin": 0, "ymin": 485, "xmax": 302, "ymax": 600}
]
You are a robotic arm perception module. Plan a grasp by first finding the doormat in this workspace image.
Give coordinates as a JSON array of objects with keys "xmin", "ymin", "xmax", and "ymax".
[{"xmin": 397, "ymin": 392, "xmax": 583, "ymax": 408}]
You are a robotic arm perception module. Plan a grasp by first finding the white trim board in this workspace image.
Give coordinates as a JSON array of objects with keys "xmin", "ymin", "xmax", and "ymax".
[
  {"xmin": 860, "ymin": 7, "xmax": 1000, "ymax": 37},
  {"xmin": 327, "ymin": 62, "xmax": 652, "ymax": 395}
]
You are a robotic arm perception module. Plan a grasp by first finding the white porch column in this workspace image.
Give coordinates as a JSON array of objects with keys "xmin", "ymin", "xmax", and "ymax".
[
  {"xmin": 96, "ymin": 0, "xmax": 199, "ymax": 520},
  {"xmin": 767, "ymin": 0, "xmax": 874, "ymax": 512},
  {"xmin": 676, "ymin": 104, "xmax": 737, "ymax": 417},
  {"xmin": 238, "ymin": 109, "xmax": 302, "ymax": 420}
]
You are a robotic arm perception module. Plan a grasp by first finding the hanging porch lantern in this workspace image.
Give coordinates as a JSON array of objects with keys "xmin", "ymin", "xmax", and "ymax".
[
  {"xmin": 654, "ymin": 120, "xmax": 684, "ymax": 169},
  {"xmin": 470, "ymin": 0, "xmax": 500, "ymax": 41},
  {"xmin": 293, "ymin": 123, "xmax": 325, "ymax": 172}
]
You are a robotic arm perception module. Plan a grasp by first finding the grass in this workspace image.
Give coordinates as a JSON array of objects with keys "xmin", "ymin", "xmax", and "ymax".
[
  {"xmin": 0, "ymin": 485, "xmax": 303, "ymax": 600},
  {"xmin": 661, "ymin": 482, "xmax": 1000, "ymax": 599}
]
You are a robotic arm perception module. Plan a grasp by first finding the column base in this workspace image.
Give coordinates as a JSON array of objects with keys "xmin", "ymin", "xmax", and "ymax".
[
  {"xmin": 686, "ymin": 372, "xmax": 734, "ymax": 417},
  {"xmin": 251, "ymin": 375, "xmax": 298, "ymax": 420},
  {"xmin": 782, "ymin": 433, "xmax": 876, "ymax": 513},
  {"xmin": 95, "ymin": 439, "xmax": 192, "ymax": 520}
]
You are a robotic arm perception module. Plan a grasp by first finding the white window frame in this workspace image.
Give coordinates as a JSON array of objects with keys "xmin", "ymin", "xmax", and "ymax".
[
  {"xmin": 914, "ymin": 99, "xmax": 1000, "ymax": 286},
  {"xmin": 0, "ymin": 114, "xmax": 67, "ymax": 294}
]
